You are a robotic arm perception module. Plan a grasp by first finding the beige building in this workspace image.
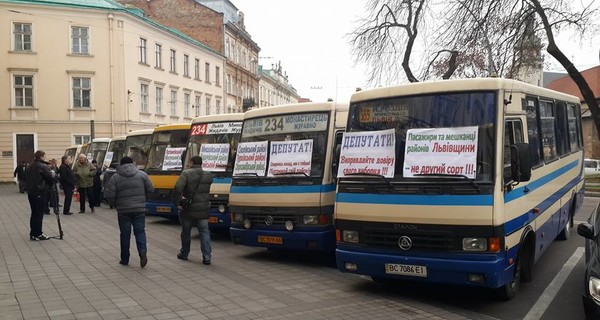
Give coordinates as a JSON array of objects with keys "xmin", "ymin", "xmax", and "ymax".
[
  {"xmin": 258, "ymin": 63, "xmax": 300, "ymax": 108},
  {"xmin": 0, "ymin": 0, "xmax": 225, "ymax": 182}
]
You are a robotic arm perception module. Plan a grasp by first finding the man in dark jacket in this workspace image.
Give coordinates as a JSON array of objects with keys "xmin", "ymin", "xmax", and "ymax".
[
  {"xmin": 13, "ymin": 161, "xmax": 28, "ymax": 193},
  {"xmin": 25, "ymin": 150, "xmax": 56, "ymax": 240},
  {"xmin": 104, "ymin": 156, "xmax": 154, "ymax": 267},
  {"xmin": 173, "ymin": 156, "xmax": 214, "ymax": 264},
  {"xmin": 58, "ymin": 156, "xmax": 76, "ymax": 215}
]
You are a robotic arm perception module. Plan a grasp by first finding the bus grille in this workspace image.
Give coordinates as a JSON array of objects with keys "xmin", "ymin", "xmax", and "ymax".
[
  {"xmin": 245, "ymin": 213, "xmax": 299, "ymax": 225},
  {"xmin": 363, "ymin": 229, "xmax": 456, "ymax": 252},
  {"xmin": 148, "ymin": 188, "xmax": 173, "ymax": 202}
]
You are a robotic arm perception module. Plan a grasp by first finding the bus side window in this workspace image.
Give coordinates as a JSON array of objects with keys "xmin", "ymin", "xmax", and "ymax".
[
  {"xmin": 504, "ymin": 119, "xmax": 524, "ymax": 183},
  {"xmin": 332, "ymin": 131, "xmax": 344, "ymax": 178}
]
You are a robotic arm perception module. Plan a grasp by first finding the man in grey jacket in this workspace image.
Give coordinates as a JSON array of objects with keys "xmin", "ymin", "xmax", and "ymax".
[
  {"xmin": 173, "ymin": 156, "xmax": 214, "ymax": 265},
  {"xmin": 104, "ymin": 156, "xmax": 154, "ymax": 267}
]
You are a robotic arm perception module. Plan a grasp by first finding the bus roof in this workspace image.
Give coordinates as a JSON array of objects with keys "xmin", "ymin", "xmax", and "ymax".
[
  {"xmin": 351, "ymin": 78, "xmax": 581, "ymax": 104},
  {"xmin": 126, "ymin": 129, "xmax": 154, "ymax": 137},
  {"xmin": 191, "ymin": 113, "xmax": 244, "ymax": 124},
  {"xmin": 243, "ymin": 102, "xmax": 348, "ymax": 120},
  {"xmin": 153, "ymin": 123, "xmax": 191, "ymax": 132},
  {"xmin": 109, "ymin": 135, "xmax": 127, "ymax": 141},
  {"xmin": 92, "ymin": 137, "xmax": 111, "ymax": 143}
]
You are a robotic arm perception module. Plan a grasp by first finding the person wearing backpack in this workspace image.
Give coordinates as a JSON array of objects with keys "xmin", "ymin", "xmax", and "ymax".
[{"xmin": 173, "ymin": 156, "xmax": 214, "ymax": 265}]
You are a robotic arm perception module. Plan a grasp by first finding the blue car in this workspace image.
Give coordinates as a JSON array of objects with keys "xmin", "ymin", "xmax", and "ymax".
[{"xmin": 577, "ymin": 203, "xmax": 600, "ymax": 319}]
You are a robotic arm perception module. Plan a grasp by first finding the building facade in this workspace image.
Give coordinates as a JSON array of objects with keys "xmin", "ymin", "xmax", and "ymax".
[
  {"xmin": 258, "ymin": 63, "xmax": 300, "ymax": 108},
  {"xmin": 0, "ymin": 0, "xmax": 225, "ymax": 181}
]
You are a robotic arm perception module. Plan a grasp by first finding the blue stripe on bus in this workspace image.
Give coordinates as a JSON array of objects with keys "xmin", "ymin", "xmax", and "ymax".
[
  {"xmin": 503, "ymin": 160, "xmax": 579, "ymax": 203},
  {"xmin": 213, "ymin": 177, "xmax": 232, "ymax": 184},
  {"xmin": 230, "ymin": 184, "xmax": 336, "ymax": 194},
  {"xmin": 336, "ymin": 193, "xmax": 493, "ymax": 206}
]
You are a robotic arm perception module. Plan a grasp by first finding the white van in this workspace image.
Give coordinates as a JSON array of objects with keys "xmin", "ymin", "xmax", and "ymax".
[{"xmin": 584, "ymin": 159, "xmax": 600, "ymax": 176}]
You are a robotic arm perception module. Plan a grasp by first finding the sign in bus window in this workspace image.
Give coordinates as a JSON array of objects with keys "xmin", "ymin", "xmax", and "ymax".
[
  {"xmin": 268, "ymin": 139, "xmax": 313, "ymax": 176},
  {"xmin": 338, "ymin": 129, "xmax": 396, "ymax": 178},
  {"xmin": 200, "ymin": 144, "xmax": 229, "ymax": 172},
  {"xmin": 233, "ymin": 141, "xmax": 268, "ymax": 176}
]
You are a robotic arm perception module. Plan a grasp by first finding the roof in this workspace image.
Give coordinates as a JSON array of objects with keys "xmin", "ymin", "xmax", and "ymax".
[
  {"xmin": 1, "ymin": 0, "xmax": 223, "ymax": 57},
  {"xmin": 546, "ymin": 65, "xmax": 600, "ymax": 101}
]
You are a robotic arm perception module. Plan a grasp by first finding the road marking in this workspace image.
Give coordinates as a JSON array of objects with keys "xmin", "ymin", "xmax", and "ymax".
[{"xmin": 522, "ymin": 247, "xmax": 584, "ymax": 320}]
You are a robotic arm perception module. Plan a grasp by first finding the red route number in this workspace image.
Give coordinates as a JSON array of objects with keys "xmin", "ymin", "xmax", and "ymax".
[{"xmin": 191, "ymin": 124, "xmax": 207, "ymax": 136}]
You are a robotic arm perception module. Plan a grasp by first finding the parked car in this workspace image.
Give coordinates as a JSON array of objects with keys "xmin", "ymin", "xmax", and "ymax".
[
  {"xmin": 584, "ymin": 159, "xmax": 600, "ymax": 176},
  {"xmin": 577, "ymin": 203, "xmax": 600, "ymax": 319}
]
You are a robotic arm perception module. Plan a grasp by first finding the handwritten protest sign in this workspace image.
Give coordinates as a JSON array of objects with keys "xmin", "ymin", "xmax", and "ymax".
[
  {"xmin": 103, "ymin": 151, "xmax": 113, "ymax": 168},
  {"xmin": 200, "ymin": 143, "xmax": 229, "ymax": 172},
  {"xmin": 162, "ymin": 147, "xmax": 186, "ymax": 171},
  {"xmin": 267, "ymin": 139, "xmax": 313, "ymax": 176},
  {"xmin": 338, "ymin": 129, "xmax": 396, "ymax": 178},
  {"xmin": 233, "ymin": 141, "xmax": 268, "ymax": 176},
  {"xmin": 403, "ymin": 126, "xmax": 478, "ymax": 179}
]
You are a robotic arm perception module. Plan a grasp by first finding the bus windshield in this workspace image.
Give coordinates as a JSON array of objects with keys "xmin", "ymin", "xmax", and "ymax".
[
  {"xmin": 236, "ymin": 112, "xmax": 330, "ymax": 178},
  {"xmin": 347, "ymin": 92, "xmax": 496, "ymax": 182},
  {"xmin": 125, "ymin": 135, "xmax": 152, "ymax": 169},
  {"xmin": 146, "ymin": 130, "xmax": 189, "ymax": 173},
  {"xmin": 91, "ymin": 142, "xmax": 109, "ymax": 165},
  {"xmin": 186, "ymin": 122, "xmax": 241, "ymax": 175}
]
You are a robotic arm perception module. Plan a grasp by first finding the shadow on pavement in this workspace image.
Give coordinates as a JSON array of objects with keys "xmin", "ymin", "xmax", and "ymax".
[{"xmin": 238, "ymin": 248, "xmax": 337, "ymax": 268}]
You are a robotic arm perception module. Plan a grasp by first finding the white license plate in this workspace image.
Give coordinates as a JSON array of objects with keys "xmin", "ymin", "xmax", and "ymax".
[{"xmin": 385, "ymin": 263, "xmax": 427, "ymax": 277}]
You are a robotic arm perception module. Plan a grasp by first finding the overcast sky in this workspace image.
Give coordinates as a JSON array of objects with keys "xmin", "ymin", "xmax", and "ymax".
[{"xmin": 236, "ymin": 0, "xmax": 599, "ymax": 103}]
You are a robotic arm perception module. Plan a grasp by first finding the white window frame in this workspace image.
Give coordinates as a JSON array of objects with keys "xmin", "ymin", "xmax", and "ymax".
[
  {"xmin": 205, "ymin": 97, "xmax": 211, "ymax": 115},
  {"xmin": 13, "ymin": 74, "xmax": 35, "ymax": 107},
  {"xmin": 72, "ymin": 76, "xmax": 92, "ymax": 109},
  {"xmin": 194, "ymin": 58, "xmax": 200, "ymax": 80},
  {"xmin": 139, "ymin": 38, "xmax": 147, "ymax": 64},
  {"xmin": 183, "ymin": 54, "xmax": 189, "ymax": 77},
  {"xmin": 194, "ymin": 95, "xmax": 201, "ymax": 117},
  {"xmin": 13, "ymin": 22, "xmax": 32, "ymax": 51},
  {"xmin": 184, "ymin": 92, "xmax": 191, "ymax": 118},
  {"xmin": 155, "ymin": 43, "xmax": 162, "ymax": 69},
  {"xmin": 215, "ymin": 66, "xmax": 220, "ymax": 86},
  {"xmin": 216, "ymin": 99, "xmax": 221, "ymax": 114},
  {"xmin": 74, "ymin": 135, "xmax": 91, "ymax": 145},
  {"xmin": 170, "ymin": 49, "xmax": 176, "ymax": 73},
  {"xmin": 140, "ymin": 83, "xmax": 149, "ymax": 113},
  {"xmin": 71, "ymin": 26, "xmax": 89, "ymax": 55},
  {"xmin": 205, "ymin": 62, "xmax": 210, "ymax": 83},
  {"xmin": 170, "ymin": 89, "xmax": 177, "ymax": 116},
  {"xmin": 155, "ymin": 86, "xmax": 163, "ymax": 114}
]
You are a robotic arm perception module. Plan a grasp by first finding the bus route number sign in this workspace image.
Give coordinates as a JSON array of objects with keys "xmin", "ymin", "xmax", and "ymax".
[{"xmin": 191, "ymin": 124, "xmax": 208, "ymax": 136}]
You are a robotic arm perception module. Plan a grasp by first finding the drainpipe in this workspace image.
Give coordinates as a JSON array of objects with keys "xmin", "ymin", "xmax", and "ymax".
[{"xmin": 108, "ymin": 13, "xmax": 115, "ymax": 136}]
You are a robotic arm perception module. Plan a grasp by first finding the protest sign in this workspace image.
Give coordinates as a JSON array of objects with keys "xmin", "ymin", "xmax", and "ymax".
[
  {"xmin": 200, "ymin": 143, "xmax": 230, "ymax": 172},
  {"xmin": 103, "ymin": 151, "xmax": 113, "ymax": 168},
  {"xmin": 268, "ymin": 139, "xmax": 313, "ymax": 176},
  {"xmin": 162, "ymin": 147, "xmax": 186, "ymax": 170},
  {"xmin": 338, "ymin": 129, "xmax": 396, "ymax": 178},
  {"xmin": 403, "ymin": 126, "xmax": 478, "ymax": 179},
  {"xmin": 233, "ymin": 141, "xmax": 268, "ymax": 176}
]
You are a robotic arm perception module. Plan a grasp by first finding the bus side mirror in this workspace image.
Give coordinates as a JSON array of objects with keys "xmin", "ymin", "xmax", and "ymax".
[
  {"xmin": 332, "ymin": 132, "xmax": 344, "ymax": 179},
  {"xmin": 510, "ymin": 143, "xmax": 531, "ymax": 182}
]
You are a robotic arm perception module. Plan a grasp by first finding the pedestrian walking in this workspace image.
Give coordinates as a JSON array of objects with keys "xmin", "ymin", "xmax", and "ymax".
[
  {"xmin": 104, "ymin": 156, "xmax": 154, "ymax": 267},
  {"xmin": 173, "ymin": 156, "xmax": 214, "ymax": 265},
  {"xmin": 91, "ymin": 160, "xmax": 103, "ymax": 207},
  {"xmin": 13, "ymin": 161, "xmax": 28, "ymax": 193},
  {"xmin": 25, "ymin": 150, "xmax": 56, "ymax": 240},
  {"xmin": 58, "ymin": 156, "xmax": 76, "ymax": 215},
  {"xmin": 73, "ymin": 153, "xmax": 96, "ymax": 213}
]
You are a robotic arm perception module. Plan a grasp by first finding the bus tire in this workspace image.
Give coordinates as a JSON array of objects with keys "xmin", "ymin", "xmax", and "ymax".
[
  {"xmin": 495, "ymin": 249, "xmax": 523, "ymax": 301},
  {"xmin": 557, "ymin": 200, "xmax": 575, "ymax": 241}
]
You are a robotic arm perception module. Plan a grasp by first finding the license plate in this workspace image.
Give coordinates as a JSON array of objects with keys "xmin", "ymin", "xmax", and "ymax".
[
  {"xmin": 257, "ymin": 236, "xmax": 283, "ymax": 244},
  {"xmin": 208, "ymin": 217, "xmax": 218, "ymax": 223},
  {"xmin": 385, "ymin": 263, "xmax": 427, "ymax": 277},
  {"xmin": 156, "ymin": 206, "xmax": 171, "ymax": 213}
]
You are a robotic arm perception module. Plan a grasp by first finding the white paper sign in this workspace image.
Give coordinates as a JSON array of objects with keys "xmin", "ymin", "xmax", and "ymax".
[
  {"xmin": 191, "ymin": 122, "xmax": 242, "ymax": 136},
  {"xmin": 233, "ymin": 141, "xmax": 268, "ymax": 176},
  {"xmin": 200, "ymin": 143, "xmax": 230, "ymax": 172},
  {"xmin": 403, "ymin": 126, "xmax": 479, "ymax": 178},
  {"xmin": 162, "ymin": 147, "xmax": 186, "ymax": 170},
  {"xmin": 268, "ymin": 139, "xmax": 313, "ymax": 176},
  {"xmin": 103, "ymin": 152, "xmax": 114, "ymax": 168},
  {"xmin": 338, "ymin": 129, "xmax": 396, "ymax": 178}
]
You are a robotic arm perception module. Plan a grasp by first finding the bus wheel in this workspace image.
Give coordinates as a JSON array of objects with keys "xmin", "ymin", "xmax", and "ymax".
[
  {"xmin": 495, "ymin": 252, "xmax": 522, "ymax": 301},
  {"xmin": 557, "ymin": 214, "xmax": 572, "ymax": 240}
]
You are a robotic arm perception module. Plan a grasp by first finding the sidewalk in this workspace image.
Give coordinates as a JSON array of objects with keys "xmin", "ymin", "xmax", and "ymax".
[{"xmin": 0, "ymin": 184, "xmax": 477, "ymax": 320}]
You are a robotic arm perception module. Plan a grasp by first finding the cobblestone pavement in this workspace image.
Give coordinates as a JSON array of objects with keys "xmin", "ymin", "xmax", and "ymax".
[{"xmin": 0, "ymin": 184, "xmax": 486, "ymax": 320}]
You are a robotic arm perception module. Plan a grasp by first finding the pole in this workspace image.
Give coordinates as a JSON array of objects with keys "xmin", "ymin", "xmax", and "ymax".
[{"xmin": 90, "ymin": 120, "xmax": 95, "ymax": 140}]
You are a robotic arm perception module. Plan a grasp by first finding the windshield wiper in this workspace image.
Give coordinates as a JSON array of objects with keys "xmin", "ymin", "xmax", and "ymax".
[
  {"xmin": 273, "ymin": 172, "xmax": 310, "ymax": 178},
  {"xmin": 345, "ymin": 172, "xmax": 393, "ymax": 188},
  {"xmin": 414, "ymin": 173, "xmax": 480, "ymax": 192},
  {"xmin": 234, "ymin": 172, "xmax": 262, "ymax": 181}
]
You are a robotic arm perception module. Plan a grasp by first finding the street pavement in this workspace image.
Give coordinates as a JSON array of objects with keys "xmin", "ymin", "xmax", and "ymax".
[{"xmin": 0, "ymin": 183, "xmax": 480, "ymax": 320}]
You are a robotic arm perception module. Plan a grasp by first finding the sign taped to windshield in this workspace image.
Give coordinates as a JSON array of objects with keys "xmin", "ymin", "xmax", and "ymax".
[
  {"xmin": 338, "ymin": 129, "xmax": 396, "ymax": 178},
  {"xmin": 162, "ymin": 147, "xmax": 186, "ymax": 171},
  {"xmin": 233, "ymin": 141, "xmax": 268, "ymax": 176},
  {"xmin": 243, "ymin": 113, "xmax": 329, "ymax": 137},
  {"xmin": 403, "ymin": 126, "xmax": 478, "ymax": 179},
  {"xmin": 200, "ymin": 143, "xmax": 229, "ymax": 172},
  {"xmin": 268, "ymin": 139, "xmax": 313, "ymax": 176}
]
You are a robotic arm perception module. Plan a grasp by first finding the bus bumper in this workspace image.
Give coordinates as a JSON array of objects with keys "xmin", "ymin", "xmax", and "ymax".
[
  {"xmin": 208, "ymin": 210, "xmax": 231, "ymax": 231},
  {"xmin": 146, "ymin": 201, "xmax": 179, "ymax": 220},
  {"xmin": 336, "ymin": 248, "xmax": 513, "ymax": 288},
  {"xmin": 230, "ymin": 227, "xmax": 336, "ymax": 251}
]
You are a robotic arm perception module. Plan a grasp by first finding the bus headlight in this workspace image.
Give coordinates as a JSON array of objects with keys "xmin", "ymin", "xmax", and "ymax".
[
  {"xmin": 589, "ymin": 277, "xmax": 600, "ymax": 302},
  {"xmin": 233, "ymin": 213, "xmax": 244, "ymax": 222},
  {"xmin": 462, "ymin": 238, "xmax": 487, "ymax": 251},
  {"xmin": 218, "ymin": 204, "xmax": 226, "ymax": 213},
  {"xmin": 343, "ymin": 230, "xmax": 359, "ymax": 243},
  {"xmin": 303, "ymin": 215, "xmax": 319, "ymax": 225},
  {"xmin": 285, "ymin": 220, "xmax": 294, "ymax": 231},
  {"xmin": 243, "ymin": 219, "xmax": 251, "ymax": 229}
]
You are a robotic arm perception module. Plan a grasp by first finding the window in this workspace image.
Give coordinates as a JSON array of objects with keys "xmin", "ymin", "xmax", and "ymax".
[
  {"xmin": 216, "ymin": 99, "xmax": 221, "ymax": 114},
  {"xmin": 555, "ymin": 102, "xmax": 569, "ymax": 157},
  {"xmin": 539, "ymin": 100, "xmax": 557, "ymax": 162},
  {"xmin": 504, "ymin": 119, "xmax": 524, "ymax": 181},
  {"xmin": 205, "ymin": 97, "xmax": 211, "ymax": 115},
  {"xmin": 139, "ymin": 38, "xmax": 147, "ymax": 64},
  {"xmin": 184, "ymin": 93, "xmax": 191, "ymax": 118},
  {"xmin": 226, "ymin": 74, "xmax": 231, "ymax": 94},
  {"xmin": 155, "ymin": 44, "xmax": 162, "ymax": 68},
  {"xmin": 14, "ymin": 75, "xmax": 34, "ymax": 107},
  {"xmin": 205, "ymin": 62, "xmax": 210, "ymax": 82},
  {"xmin": 74, "ymin": 135, "xmax": 91, "ymax": 145},
  {"xmin": 71, "ymin": 26, "xmax": 89, "ymax": 54},
  {"xmin": 194, "ymin": 58, "xmax": 200, "ymax": 80},
  {"xmin": 13, "ymin": 23, "xmax": 32, "ymax": 51},
  {"xmin": 170, "ymin": 90, "xmax": 177, "ymax": 116},
  {"xmin": 140, "ymin": 83, "xmax": 149, "ymax": 113},
  {"xmin": 72, "ymin": 77, "xmax": 91, "ymax": 108},
  {"xmin": 215, "ymin": 66, "xmax": 220, "ymax": 86},
  {"xmin": 170, "ymin": 49, "xmax": 176, "ymax": 73},
  {"xmin": 194, "ymin": 95, "xmax": 201, "ymax": 117},
  {"xmin": 568, "ymin": 104, "xmax": 582, "ymax": 152},
  {"xmin": 183, "ymin": 55, "xmax": 189, "ymax": 77},
  {"xmin": 156, "ymin": 87, "xmax": 163, "ymax": 114},
  {"xmin": 524, "ymin": 98, "xmax": 542, "ymax": 166}
]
